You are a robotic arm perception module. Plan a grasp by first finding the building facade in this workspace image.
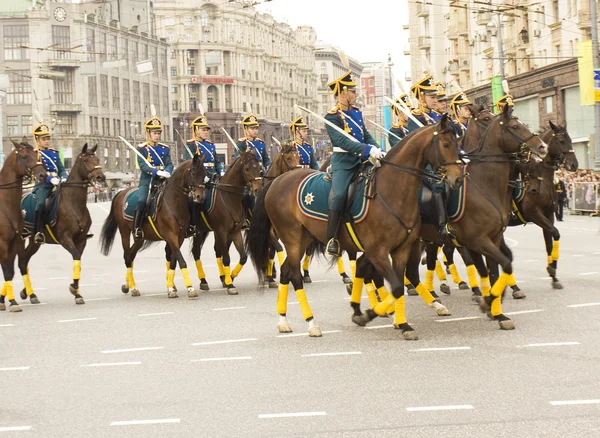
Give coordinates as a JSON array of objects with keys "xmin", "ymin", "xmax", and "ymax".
[{"xmin": 360, "ymin": 61, "xmax": 393, "ymax": 147}]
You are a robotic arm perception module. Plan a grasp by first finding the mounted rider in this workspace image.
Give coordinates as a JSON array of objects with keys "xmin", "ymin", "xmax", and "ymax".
[
  {"xmin": 290, "ymin": 116, "xmax": 319, "ymax": 170},
  {"xmin": 133, "ymin": 117, "xmax": 173, "ymax": 240},
  {"xmin": 433, "ymin": 82, "xmax": 448, "ymax": 117},
  {"xmin": 406, "ymin": 75, "xmax": 441, "ymax": 132},
  {"xmin": 32, "ymin": 123, "xmax": 68, "ymax": 244},
  {"xmin": 234, "ymin": 113, "xmax": 271, "ymax": 169},
  {"xmin": 449, "ymin": 91, "xmax": 471, "ymax": 138},
  {"xmin": 324, "ymin": 69, "xmax": 385, "ymax": 256},
  {"xmin": 388, "ymin": 93, "xmax": 411, "ymax": 147}
]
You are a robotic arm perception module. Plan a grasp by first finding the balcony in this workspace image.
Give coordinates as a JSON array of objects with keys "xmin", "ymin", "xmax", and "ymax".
[
  {"xmin": 503, "ymin": 38, "xmax": 517, "ymax": 56},
  {"xmin": 448, "ymin": 25, "xmax": 459, "ymax": 40},
  {"xmin": 417, "ymin": 36, "xmax": 431, "ymax": 50},
  {"xmin": 459, "ymin": 59, "xmax": 470, "ymax": 72},
  {"xmin": 549, "ymin": 21, "xmax": 562, "ymax": 42},
  {"xmin": 457, "ymin": 21, "xmax": 468, "ymax": 36},
  {"xmin": 403, "ymin": 44, "xmax": 410, "ymax": 56},
  {"xmin": 47, "ymin": 58, "xmax": 81, "ymax": 69},
  {"xmin": 579, "ymin": 9, "xmax": 591, "ymax": 30},
  {"xmin": 50, "ymin": 103, "xmax": 83, "ymax": 113},
  {"xmin": 416, "ymin": 3, "xmax": 429, "ymax": 17},
  {"xmin": 476, "ymin": 12, "xmax": 492, "ymax": 26}
]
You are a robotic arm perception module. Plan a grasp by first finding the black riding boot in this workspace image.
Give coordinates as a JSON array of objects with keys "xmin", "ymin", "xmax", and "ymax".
[
  {"xmin": 132, "ymin": 208, "xmax": 144, "ymax": 240},
  {"xmin": 432, "ymin": 191, "xmax": 455, "ymax": 239},
  {"xmin": 188, "ymin": 200, "xmax": 200, "ymax": 236},
  {"xmin": 326, "ymin": 209, "xmax": 343, "ymax": 256},
  {"xmin": 33, "ymin": 212, "xmax": 45, "ymax": 244}
]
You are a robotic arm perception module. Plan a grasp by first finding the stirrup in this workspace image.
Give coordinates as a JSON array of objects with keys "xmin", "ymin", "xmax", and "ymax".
[
  {"xmin": 187, "ymin": 225, "xmax": 197, "ymax": 237},
  {"xmin": 326, "ymin": 238, "xmax": 341, "ymax": 256},
  {"xmin": 438, "ymin": 224, "xmax": 456, "ymax": 239},
  {"xmin": 241, "ymin": 219, "xmax": 251, "ymax": 230},
  {"xmin": 34, "ymin": 232, "xmax": 45, "ymax": 244},
  {"xmin": 133, "ymin": 228, "xmax": 144, "ymax": 240}
]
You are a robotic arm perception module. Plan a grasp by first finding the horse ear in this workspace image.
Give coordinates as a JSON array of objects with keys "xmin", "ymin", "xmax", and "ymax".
[
  {"xmin": 549, "ymin": 120, "xmax": 558, "ymax": 131},
  {"xmin": 91, "ymin": 144, "xmax": 98, "ymax": 153},
  {"xmin": 11, "ymin": 139, "xmax": 19, "ymax": 148},
  {"xmin": 82, "ymin": 143, "xmax": 88, "ymax": 154},
  {"xmin": 502, "ymin": 102, "xmax": 512, "ymax": 120},
  {"xmin": 440, "ymin": 113, "xmax": 449, "ymax": 129},
  {"xmin": 22, "ymin": 135, "xmax": 28, "ymax": 146}
]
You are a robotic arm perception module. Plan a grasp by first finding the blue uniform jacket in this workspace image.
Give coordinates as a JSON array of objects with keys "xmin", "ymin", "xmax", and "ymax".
[
  {"xmin": 234, "ymin": 137, "xmax": 271, "ymax": 168},
  {"xmin": 407, "ymin": 108, "xmax": 440, "ymax": 133},
  {"xmin": 295, "ymin": 140, "xmax": 319, "ymax": 170},
  {"xmin": 36, "ymin": 147, "xmax": 67, "ymax": 187},
  {"xmin": 137, "ymin": 142, "xmax": 174, "ymax": 180},
  {"xmin": 184, "ymin": 139, "xmax": 224, "ymax": 174},
  {"xmin": 451, "ymin": 119, "xmax": 468, "ymax": 138}
]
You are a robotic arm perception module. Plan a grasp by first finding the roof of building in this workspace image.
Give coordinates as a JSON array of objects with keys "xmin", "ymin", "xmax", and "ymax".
[{"xmin": 0, "ymin": 0, "xmax": 40, "ymax": 16}]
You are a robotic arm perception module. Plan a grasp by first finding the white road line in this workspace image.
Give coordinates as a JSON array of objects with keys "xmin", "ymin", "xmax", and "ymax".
[
  {"xmin": 572, "ymin": 254, "xmax": 584, "ymax": 257},
  {"xmin": 277, "ymin": 330, "xmax": 342, "ymax": 338},
  {"xmin": 0, "ymin": 367, "xmax": 30, "ymax": 371},
  {"xmin": 95, "ymin": 204, "xmax": 110, "ymax": 214},
  {"xmin": 101, "ymin": 346, "xmax": 164, "ymax": 354},
  {"xmin": 20, "ymin": 302, "xmax": 48, "ymax": 306},
  {"xmin": 504, "ymin": 309, "xmax": 545, "ymax": 316},
  {"xmin": 578, "ymin": 272, "xmax": 598, "ymax": 276},
  {"xmin": 289, "ymin": 301, "xmax": 313, "ymax": 304},
  {"xmin": 144, "ymin": 292, "xmax": 166, "ymax": 296},
  {"xmin": 310, "ymin": 280, "xmax": 328, "ymax": 283},
  {"xmin": 435, "ymin": 316, "xmax": 481, "ymax": 323},
  {"xmin": 594, "ymin": 252, "xmax": 600, "ymax": 255},
  {"xmin": 111, "ymin": 418, "xmax": 180, "ymax": 426},
  {"xmin": 518, "ymin": 342, "xmax": 580, "ymax": 348},
  {"xmin": 82, "ymin": 362, "xmax": 141, "ymax": 368},
  {"xmin": 406, "ymin": 405, "xmax": 474, "ymax": 412},
  {"xmin": 86, "ymin": 297, "xmax": 113, "ymax": 302},
  {"xmin": 212, "ymin": 306, "xmax": 247, "ymax": 311},
  {"xmin": 58, "ymin": 317, "xmax": 97, "ymax": 323},
  {"xmin": 258, "ymin": 412, "xmax": 327, "ymax": 419},
  {"xmin": 49, "ymin": 276, "xmax": 68, "ymax": 280},
  {"xmin": 410, "ymin": 347, "xmax": 471, "ymax": 352},
  {"xmin": 192, "ymin": 356, "xmax": 252, "ymax": 362},
  {"xmin": 0, "ymin": 426, "xmax": 32, "ymax": 432},
  {"xmin": 567, "ymin": 302, "xmax": 600, "ymax": 308},
  {"xmin": 0, "ymin": 324, "xmax": 15, "ymax": 327},
  {"xmin": 137, "ymin": 312, "xmax": 174, "ymax": 317},
  {"xmin": 301, "ymin": 351, "xmax": 362, "ymax": 357},
  {"xmin": 364, "ymin": 324, "xmax": 394, "ymax": 330},
  {"xmin": 191, "ymin": 338, "xmax": 258, "ymax": 346},
  {"xmin": 550, "ymin": 399, "xmax": 600, "ymax": 406}
]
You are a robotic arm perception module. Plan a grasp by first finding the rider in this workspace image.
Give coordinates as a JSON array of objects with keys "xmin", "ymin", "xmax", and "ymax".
[
  {"xmin": 133, "ymin": 117, "xmax": 173, "ymax": 240},
  {"xmin": 433, "ymin": 82, "xmax": 448, "ymax": 117},
  {"xmin": 495, "ymin": 93, "xmax": 514, "ymax": 114},
  {"xmin": 234, "ymin": 113, "xmax": 270, "ymax": 169},
  {"xmin": 407, "ymin": 75, "xmax": 441, "ymax": 132},
  {"xmin": 324, "ymin": 70, "xmax": 385, "ymax": 256},
  {"xmin": 449, "ymin": 91, "xmax": 471, "ymax": 138},
  {"xmin": 290, "ymin": 116, "xmax": 319, "ymax": 170},
  {"xmin": 32, "ymin": 123, "xmax": 68, "ymax": 244},
  {"xmin": 388, "ymin": 93, "xmax": 411, "ymax": 147}
]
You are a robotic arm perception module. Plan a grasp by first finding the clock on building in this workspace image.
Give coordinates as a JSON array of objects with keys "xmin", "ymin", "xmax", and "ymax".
[{"xmin": 53, "ymin": 7, "xmax": 67, "ymax": 22}]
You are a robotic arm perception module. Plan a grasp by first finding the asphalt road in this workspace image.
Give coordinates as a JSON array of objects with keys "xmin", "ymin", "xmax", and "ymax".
[{"xmin": 1, "ymin": 202, "xmax": 599, "ymax": 437}]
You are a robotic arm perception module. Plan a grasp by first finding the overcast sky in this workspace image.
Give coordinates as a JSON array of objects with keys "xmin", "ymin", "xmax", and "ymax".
[{"xmin": 255, "ymin": 0, "xmax": 411, "ymax": 84}]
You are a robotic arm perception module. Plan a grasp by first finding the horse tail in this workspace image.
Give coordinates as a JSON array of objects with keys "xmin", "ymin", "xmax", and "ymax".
[
  {"xmin": 99, "ymin": 195, "xmax": 119, "ymax": 256},
  {"xmin": 245, "ymin": 182, "xmax": 273, "ymax": 284},
  {"xmin": 305, "ymin": 239, "xmax": 326, "ymax": 260}
]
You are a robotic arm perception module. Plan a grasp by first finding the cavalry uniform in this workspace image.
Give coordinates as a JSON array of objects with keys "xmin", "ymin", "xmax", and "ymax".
[
  {"xmin": 555, "ymin": 179, "xmax": 567, "ymax": 221},
  {"xmin": 388, "ymin": 93, "xmax": 411, "ymax": 147},
  {"xmin": 449, "ymin": 92, "xmax": 471, "ymax": 138},
  {"xmin": 133, "ymin": 117, "xmax": 174, "ymax": 240},
  {"xmin": 32, "ymin": 123, "xmax": 68, "ymax": 244},
  {"xmin": 325, "ymin": 71, "xmax": 384, "ymax": 256},
  {"xmin": 234, "ymin": 114, "xmax": 270, "ymax": 169},
  {"xmin": 184, "ymin": 115, "xmax": 224, "ymax": 178},
  {"xmin": 289, "ymin": 116, "xmax": 319, "ymax": 170},
  {"xmin": 407, "ymin": 75, "xmax": 441, "ymax": 132}
]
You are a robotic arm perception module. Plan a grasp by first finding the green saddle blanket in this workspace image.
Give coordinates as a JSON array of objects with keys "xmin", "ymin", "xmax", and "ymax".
[
  {"xmin": 418, "ymin": 165, "xmax": 468, "ymax": 224},
  {"xmin": 21, "ymin": 192, "xmax": 59, "ymax": 230},
  {"xmin": 123, "ymin": 188, "xmax": 163, "ymax": 222}
]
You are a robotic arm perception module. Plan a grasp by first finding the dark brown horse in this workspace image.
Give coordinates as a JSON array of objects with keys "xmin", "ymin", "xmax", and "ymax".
[
  {"xmin": 189, "ymin": 151, "xmax": 263, "ymax": 295},
  {"xmin": 16, "ymin": 144, "xmax": 105, "ymax": 306},
  {"xmin": 100, "ymin": 154, "xmax": 206, "ymax": 298},
  {"xmin": 247, "ymin": 115, "xmax": 464, "ymax": 339},
  {"xmin": 0, "ymin": 139, "xmax": 47, "ymax": 312}
]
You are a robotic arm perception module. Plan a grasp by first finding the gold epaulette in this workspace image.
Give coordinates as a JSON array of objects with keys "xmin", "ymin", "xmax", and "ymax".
[
  {"xmin": 187, "ymin": 139, "xmax": 195, "ymax": 143},
  {"xmin": 391, "ymin": 122, "xmax": 402, "ymax": 129},
  {"xmin": 255, "ymin": 137, "xmax": 263, "ymax": 142},
  {"xmin": 157, "ymin": 142, "xmax": 169, "ymax": 148},
  {"xmin": 237, "ymin": 138, "xmax": 246, "ymax": 142},
  {"xmin": 411, "ymin": 109, "xmax": 424, "ymax": 116},
  {"xmin": 327, "ymin": 105, "xmax": 340, "ymax": 115},
  {"xmin": 137, "ymin": 143, "xmax": 147, "ymax": 148}
]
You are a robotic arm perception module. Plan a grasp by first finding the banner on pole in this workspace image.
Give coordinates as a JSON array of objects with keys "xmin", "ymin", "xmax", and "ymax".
[{"xmin": 578, "ymin": 40, "xmax": 594, "ymax": 106}]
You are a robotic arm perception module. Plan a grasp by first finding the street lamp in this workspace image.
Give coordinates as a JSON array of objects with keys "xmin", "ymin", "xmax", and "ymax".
[{"xmin": 387, "ymin": 53, "xmax": 394, "ymax": 99}]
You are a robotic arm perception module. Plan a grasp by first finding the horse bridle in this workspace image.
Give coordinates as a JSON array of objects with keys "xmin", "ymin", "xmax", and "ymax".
[
  {"xmin": 548, "ymin": 131, "xmax": 575, "ymax": 170},
  {"xmin": 264, "ymin": 146, "xmax": 299, "ymax": 180},
  {"xmin": 60, "ymin": 152, "xmax": 103, "ymax": 188},
  {"xmin": 0, "ymin": 144, "xmax": 44, "ymax": 189},
  {"xmin": 217, "ymin": 154, "xmax": 262, "ymax": 195}
]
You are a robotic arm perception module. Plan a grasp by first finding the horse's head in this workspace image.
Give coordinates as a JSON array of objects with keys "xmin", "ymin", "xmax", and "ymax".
[
  {"xmin": 188, "ymin": 153, "xmax": 207, "ymax": 203},
  {"xmin": 75, "ymin": 144, "xmax": 105, "ymax": 186},
  {"xmin": 546, "ymin": 121, "xmax": 578, "ymax": 172},
  {"xmin": 240, "ymin": 151, "xmax": 263, "ymax": 195},
  {"xmin": 518, "ymin": 160, "xmax": 544, "ymax": 197},
  {"xmin": 493, "ymin": 105, "xmax": 548, "ymax": 162},
  {"xmin": 463, "ymin": 105, "xmax": 495, "ymax": 152},
  {"xmin": 281, "ymin": 143, "xmax": 301, "ymax": 170},
  {"xmin": 427, "ymin": 114, "xmax": 464, "ymax": 190},
  {"xmin": 11, "ymin": 137, "xmax": 47, "ymax": 184}
]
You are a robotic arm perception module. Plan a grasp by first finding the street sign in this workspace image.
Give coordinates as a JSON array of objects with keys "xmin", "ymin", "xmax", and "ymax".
[
  {"xmin": 594, "ymin": 69, "xmax": 600, "ymax": 102},
  {"xmin": 191, "ymin": 76, "xmax": 198, "ymax": 83}
]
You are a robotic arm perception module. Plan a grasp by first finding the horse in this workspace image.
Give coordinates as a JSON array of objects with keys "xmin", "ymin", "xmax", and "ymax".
[
  {"xmin": 100, "ymin": 153, "xmax": 207, "ymax": 298},
  {"xmin": 15, "ymin": 143, "xmax": 105, "ymax": 306},
  {"xmin": 247, "ymin": 114, "xmax": 464, "ymax": 339},
  {"xmin": 0, "ymin": 138, "xmax": 47, "ymax": 312},
  {"xmin": 189, "ymin": 151, "xmax": 263, "ymax": 295}
]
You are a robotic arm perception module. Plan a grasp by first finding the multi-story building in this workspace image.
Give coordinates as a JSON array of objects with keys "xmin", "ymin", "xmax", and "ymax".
[
  {"xmin": 153, "ymin": 0, "xmax": 318, "ymax": 163},
  {"xmin": 0, "ymin": 0, "xmax": 172, "ymax": 179},
  {"xmin": 360, "ymin": 61, "xmax": 393, "ymax": 147}
]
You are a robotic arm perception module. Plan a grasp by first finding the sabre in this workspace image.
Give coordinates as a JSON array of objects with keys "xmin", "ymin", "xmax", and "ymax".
[
  {"xmin": 174, "ymin": 128, "xmax": 195, "ymax": 162},
  {"xmin": 365, "ymin": 118, "xmax": 403, "ymax": 143},
  {"xmin": 118, "ymin": 136, "xmax": 153, "ymax": 169},
  {"xmin": 271, "ymin": 136, "xmax": 282, "ymax": 148},
  {"xmin": 384, "ymin": 96, "xmax": 424, "ymax": 129},
  {"xmin": 220, "ymin": 127, "xmax": 242, "ymax": 153},
  {"xmin": 295, "ymin": 105, "xmax": 360, "ymax": 144}
]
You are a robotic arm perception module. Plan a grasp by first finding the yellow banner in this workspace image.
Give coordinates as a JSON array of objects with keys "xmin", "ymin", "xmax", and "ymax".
[{"xmin": 578, "ymin": 40, "xmax": 595, "ymax": 106}]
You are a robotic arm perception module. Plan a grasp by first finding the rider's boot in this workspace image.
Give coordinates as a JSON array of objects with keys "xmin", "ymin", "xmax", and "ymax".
[{"xmin": 325, "ymin": 209, "xmax": 343, "ymax": 256}]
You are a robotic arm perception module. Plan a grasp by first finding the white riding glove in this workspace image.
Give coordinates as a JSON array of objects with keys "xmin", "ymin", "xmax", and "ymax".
[
  {"xmin": 368, "ymin": 146, "xmax": 386, "ymax": 160},
  {"xmin": 156, "ymin": 170, "xmax": 171, "ymax": 178},
  {"xmin": 60, "ymin": 177, "xmax": 67, "ymax": 183},
  {"xmin": 50, "ymin": 177, "xmax": 60, "ymax": 186}
]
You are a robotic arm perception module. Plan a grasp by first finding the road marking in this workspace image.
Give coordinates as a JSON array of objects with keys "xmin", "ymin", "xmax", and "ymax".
[
  {"xmin": 301, "ymin": 351, "xmax": 362, "ymax": 357},
  {"xmin": 0, "ymin": 426, "xmax": 32, "ymax": 432},
  {"xmin": 572, "ymin": 254, "xmax": 584, "ymax": 257},
  {"xmin": 58, "ymin": 317, "xmax": 97, "ymax": 323},
  {"xmin": 567, "ymin": 302, "xmax": 600, "ymax": 308},
  {"xmin": 258, "ymin": 412, "xmax": 327, "ymax": 419},
  {"xmin": 435, "ymin": 316, "xmax": 481, "ymax": 323},
  {"xmin": 410, "ymin": 347, "xmax": 471, "ymax": 352},
  {"xmin": 137, "ymin": 312, "xmax": 174, "ymax": 317},
  {"xmin": 95, "ymin": 204, "xmax": 110, "ymax": 214},
  {"xmin": 49, "ymin": 276, "xmax": 68, "ymax": 280},
  {"xmin": 86, "ymin": 297, "xmax": 113, "ymax": 302},
  {"xmin": 311, "ymin": 280, "xmax": 328, "ymax": 283},
  {"xmin": 518, "ymin": 342, "xmax": 580, "ymax": 348},
  {"xmin": 144, "ymin": 292, "xmax": 166, "ymax": 296},
  {"xmin": 212, "ymin": 306, "xmax": 247, "ymax": 311},
  {"xmin": 578, "ymin": 272, "xmax": 598, "ymax": 276},
  {"xmin": 82, "ymin": 362, "xmax": 141, "ymax": 368},
  {"xmin": 594, "ymin": 251, "xmax": 600, "ymax": 255},
  {"xmin": 0, "ymin": 324, "xmax": 15, "ymax": 327},
  {"xmin": 191, "ymin": 338, "xmax": 258, "ymax": 346},
  {"xmin": 504, "ymin": 309, "xmax": 545, "ymax": 316},
  {"xmin": 20, "ymin": 302, "xmax": 48, "ymax": 306},
  {"xmin": 111, "ymin": 418, "xmax": 180, "ymax": 426},
  {"xmin": 192, "ymin": 356, "xmax": 252, "ymax": 362},
  {"xmin": 550, "ymin": 399, "xmax": 600, "ymax": 406},
  {"xmin": 101, "ymin": 346, "xmax": 164, "ymax": 354},
  {"xmin": 364, "ymin": 324, "xmax": 394, "ymax": 330},
  {"xmin": 277, "ymin": 330, "xmax": 342, "ymax": 338},
  {"xmin": 406, "ymin": 405, "xmax": 474, "ymax": 412},
  {"xmin": 0, "ymin": 367, "xmax": 30, "ymax": 371}
]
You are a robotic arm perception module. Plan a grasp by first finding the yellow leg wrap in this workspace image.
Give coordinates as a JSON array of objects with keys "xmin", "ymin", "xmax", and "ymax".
[
  {"xmin": 374, "ymin": 294, "xmax": 396, "ymax": 316},
  {"xmin": 377, "ymin": 285, "xmax": 389, "ymax": 300},
  {"xmin": 435, "ymin": 260, "xmax": 447, "ymax": 281},
  {"xmin": 365, "ymin": 282, "xmax": 378, "ymax": 308},
  {"xmin": 337, "ymin": 257, "xmax": 346, "ymax": 275},
  {"xmin": 295, "ymin": 289, "xmax": 313, "ymax": 321},
  {"xmin": 223, "ymin": 266, "xmax": 233, "ymax": 286},
  {"xmin": 166, "ymin": 270, "xmax": 175, "ymax": 288},
  {"xmin": 349, "ymin": 259, "xmax": 357, "ymax": 279},
  {"xmin": 425, "ymin": 270, "xmax": 435, "ymax": 292},
  {"xmin": 4, "ymin": 281, "xmax": 14, "ymax": 301},
  {"xmin": 449, "ymin": 264, "xmax": 464, "ymax": 285},
  {"xmin": 266, "ymin": 259, "xmax": 274, "ymax": 277},
  {"xmin": 276, "ymin": 251, "xmax": 285, "ymax": 267},
  {"xmin": 467, "ymin": 265, "xmax": 478, "ymax": 288},
  {"xmin": 490, "ymin": 273, "xmax": 509, "ymax": 317},
  {"xmin": 23, "ymin": 273, "xmax": 34, "ymax": 296},
  {"xmin": 231, "ymin": 262, "xmax": 244, "ymax": 279},
  {"xmin": 73, "ymin": 260, "xmax": 81, "ymax": 281},
  {"xmin": 126, "ymin": 267, "xmax": 136, "ymax": 289},
  {"xmin": 415, "ymin": 283, "xmax": 435, "ymax": 305},
  {"xmin": 507, "ymin": 272, "xmax": 517, "ymax": 287},
  {"xmin": 394, "ymin": 296, "xmax": 407, "ymax": 325},
  {"xmin": 404, "ymin": 275, "xmax": 412, "ymax": 286},
  {"xmin": 276, "ymin": 283, "xmax": 289, "ymax": 315},
  {"xmin": 181, "ymin": 268, "xmax": 192, "ymax": 288},
  {"xmin": 442, "ymin": 253, "xmax": 448, "ymax": 263},
  {"xmin": 552, "ymin": 240, "xmax": 560, "ymax": 262},
  {"xmin": 302, "ymin": 255, "xmax": 310, "ymax": 271},
  {"xmin": 547, "ymin": 255, "xmax": 553, "ymax": 265},
  {"xmin": 195, "ymin": 260, "xmax": 206, "ymax": 280},
  {"xmin": 216, "ymin": 257, "xmax": 225, "ymax": 276},
  {"xmin": 481, "ymin": 276, "xmax": 491, "ymax": 297},
  {"xmin": 1, "ymin": 282, "xmax": 7, "ymax": 297},
  {"xmin": 350, "ymin": 277, "xmax": 364, "ymax": 304}
]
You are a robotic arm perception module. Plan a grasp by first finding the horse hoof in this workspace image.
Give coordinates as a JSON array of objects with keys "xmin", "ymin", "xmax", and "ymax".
[
  {"xmin": 420, "ymin": 256, "xmax": 427, "ymax": 265},
  {"xmin": 512, "ymin": 290, "xmax": 526, "ymax": 299},
  {"xmin": 552, "ymin": 281, "xmax": 563, "ymax": 290},
  {"xmin": 168, "ymin": 290, "xmax": 179, "ymax": 298},
  {"xmin": 499, "ymin": 319, "xmax": 515, "ymax": 330},
  {"xmin": 486, "ymin": 311, "xmax": 494, "ymax": 320},
  {"xmin": 69, "ymin": 285, "xmax": 78, "ymax": 296},
  {"xmin": 345, "ymin": 284, "xmax": 353, "ymax": 296},
  {"xmin": 9, "ymin": 304, "xmax": 22, "ymax": 313},
  {"xmin": 308, "ymin": 326, "xmax": 322, "ymax": 337},
  {"xmin": 432, "ymin": 301, "xmax": 451, "ymax": 316},
  {"xmin": 379, "ymin": 313, "xmax": 390, "ymax": 318},
  {"xmin": 30, "ymin": 296, "xmax": 40, "ymax": 305},
  {"xmin": 172, "ymin": 285, "xmax": 178, "ymax": 292},
  {"xmin": 20, "ymin": 289, "xmax": 27, "ymax": 300},
  {"xmin": 440, "ymin": 283, "xmax": 451, "ymax": 295},
  {"xmin": 75, "ymin": 297, "xmax": 85, "ymax": 305},
  {"xmin": 277, "ymin": 323, "xmax": 293, "ymax": 333},
  {"xmin": 187, "ymin": 288, "xmax": 198, "ymax": 299},
  {"xmin": 403, "ymin": 330, "xmax": 419, "ymax": 341},
  {"xmin": 0, "ymin": 303, "xmax": 5, "ymax": 311},
  {"xmin": 478, "ymin": 297, "xmax": 491, "ymax": 313},
  {"xmin": 121, "ymin": 283, "xmax": 129, "ymax": 294},
  {"xmin": 547, "ymin": 266, "xmax": 557, "ymax": 277},
  {"xmin": 406, "ymin": 287, "xmax": 418, "ymax": 296},
  {"xmin": 458, "ymin": 281, "xmax": 469, "ymax": 290},
  {"xmin": 352, "ymin": 310, "xmax": 375, "ymax": 327},
  {"xmin": 227, "ymin": 286, "xmax": 238, "ymax": 295},
  {"xmin": 131, "ymin": 288, "xmax": 140, "ymax": 297},
  {"xmin": 268, "ymin": 281, "xmax": 278, "ymax": 289},
  {"xmin": 200, "ymin": 283, "xmax": 210, "ymax": 291},
  {"xmin": 303, "ymin": 276, "xmax": 312, "ymax": 283}
]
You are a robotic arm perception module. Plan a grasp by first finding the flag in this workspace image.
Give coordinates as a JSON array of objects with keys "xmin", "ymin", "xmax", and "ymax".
[{"xmin": 578, "ymin": 40, "xmax": 594, "ymax": 106}]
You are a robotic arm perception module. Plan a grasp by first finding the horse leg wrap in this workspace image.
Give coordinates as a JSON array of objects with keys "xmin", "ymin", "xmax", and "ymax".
[
  {"xmin": 394, "ymin": 296, "xmax": 407, "ymax": 325},
  {"xmin": 350, "ymin": 277, "xmax": 364, "ymax": 305},
  {"xmin": 276, "ymin": 251, "xmax": 285, "ymax": 267},
  {"xmin": 126, "ymin": 267, "xmax": 136, "ymax": 288},
  {"xmin": 166, "ymin": 269, "xmax": 176, "ymax": 289},
  {"xmin": 547, "ymin": 255, "xmax": 553, "ymax": 266},
  {"xmin": 435, "ymin": 261, "xmax": 447, "ymax": 281},
  {"xmin": 467, "ymin": 265, "xmax": 478, "ymax": 288},
  {"xmin": 73, "ymin": 260, "xmax": 81, "ymax": 281},
  {"xmin": 266, "ymin": 259, "xmax": 274, "ymax": 277},
  {"xmin": 216, "ymin": 257, "xmax": 225, "ymax": 277},
  {"xmin": 276, "ymin": 283, "xmax": 289, "ymax": 315},
  {"xmin": 223, "ymin": 266, "xmax": 233, "ymax": 286},
  {"xmin": 425, "ymin": 270, "xmax": 435, "ymax": 292},
  {"xmin": 349, "ymin": 260, "xmax": 357, "ymax": 280},
  {"xmin": 23, "ymin": 273, "xmax": 34, "ymax": 296},
  {"xmin": 302, "ymin": 255, "xmax": 310, "ymax": 271},
  {"xmin": 377, "ymin": 285, "xmax": 390, "ymax": 301},
  {"xmin": 404, "ymin": 275, "xmax": 412, "ymax": 286},
  {"xmin": 180, "ymin": 268, "xmax": 192, "ymax": 288},
  {"xmin": 337, "ymin": 257, "xmax": 346, "ymax": 275},
  {"xmin": 490, "ymin": 273, "xmax": 509, "ymax": 317},
  {"xmin": 415, "ymin": 283, "xmax": 435, "ymax": 306},
  {"xmin": 195, "ymin": 260, "xmax": 206, "ymax": 280},
  {"xmin": 295, "ymin": 289, "xmax": 313, "ymax": 321},
  {"xmin": 449, "ymin": 264, "xmax": 464, "ymax": 285},
  {"xmin": 4, "ymin": 281, "xmax": 14, "ymax": 301},
  {"xmin": 1, "ymin": 282, "xmax": 8, "ymax": 297},
  {"xmin": 231, "ymin": 262, "xmax": 244, "ymax": 279},
  {"xmin": 480, "ymin": 276, "xmax": 491, "ymax": 297},
  {"xmin": 552, "ymin": 241, "xmax": 560, "ymax": 262},
  {"xmin": 374, "ymin": 294, "xmax": 396, "ymax": 316},
  {"xmin": 507, "ymin": 273, "xmax": 517, "ymax": 287},
  {"xmin": 365, "ymin": 282, "xmax": 378, "ymax": 308}
]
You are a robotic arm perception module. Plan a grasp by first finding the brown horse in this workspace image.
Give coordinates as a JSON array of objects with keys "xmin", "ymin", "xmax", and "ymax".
[
  {"xmin": 0, "ymin": 139, "xmax": 47, "ymax": 312},
  {"xmin": 16, "ymin": 144, "xmax": 105, "ymax": 306},
  {"xmin": 100, "ymin": 154, "xmax": 206, "ymax": 298},
  {"xmin": 189, "ymin": 151, "xmax": 263, "ymax": 295},
  {"xmin": 247, "ymin": 115, "xmax": 463, "ymax": 339}
]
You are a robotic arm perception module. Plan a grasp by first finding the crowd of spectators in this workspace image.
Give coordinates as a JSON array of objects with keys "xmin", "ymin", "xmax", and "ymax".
[{"xmin": 555, "ymin": 168, "xmax": 600, "ymax": 213}]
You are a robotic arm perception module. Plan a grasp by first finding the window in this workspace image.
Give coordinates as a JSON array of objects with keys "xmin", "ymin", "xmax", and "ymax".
[
  {"xmin": 172, "ymin": 85, "xmax": 178, "ymax": 94},
  {"xmin": 100, "ymin": 75, "xmax": 109, "ymax": 107},
  {"xmin": 256, "ymin": 88, "xmax": 259, "ymax": 97},
  {"xmin": 86, "ymin": 28, "xmax": 95, "ymax": 61},
  {"xmin": 133, "ymin": 81, "xmax": 141, "ymax": 112},
  {"xmin": 160, "ymin": 49, "xmax": 167, "ymax": 77},
  {"xmin": 172, "ymin": 100, "xmax": 180, "ymax": 111},
  {"xmin": 151, "ymin": 47, "xmax": 158, "ymax": 72},
  {"xmin": 545, "ymin": 96, "xmax": 553, "ymax": 113},
  {"xmin": 56, "ymin": 116, "xmax": 75, "ymax": 135},
  {"xmin": 123, "ymin": 79, "xmax": 130, "ymax": 112},
  {"xmin": 21, "ymin": 115, "xmax": 32, "ymax": 135},
  {"xmin": 152, "ymin": 85, "xmax": 159, "ymax": 109},
  {"xmin": 169, "ymin": 49, "xmax": 176, "ymax": 59},
  {"xmin": 52, "ymin": 26, "xmax": 71, "ymax": 59},
  {"xmin": 120, "ymin": 38, "xmax": 128, "ymax": 69},
  {"xmin": 54, "ymin": 71, "xmax": 74, "ymax": 104},
  {"xmin": 162, "ymin": 86, "xmax": 168, "ymax": 117},
  {"xmin": 130, "ymin": 41, "xmax": 138, "ymax": 66},
  {"xmin": 207, "ymin": 85, "xmax": 218, "ymax": 111},
  {"xmin": 112, "ymin": 76, "xmax": 120, "ymax": 109},
  {"xmin": 113, "ymin": 119, "xmax": 121, "ymax": 137},
  {"xmin": 141, "ymin": 43, "xmax": 148, "ymax": 61},
  {"xmin": 107, "ymin": 35, "xmax": 117, "ymax": 61},
  {"xmin": 171, "ymin": 67, "xmax": 177, "ymax": 76},
  {"xmin": 142, "ymin": 83, "xmax": 150, "ymax": 113},
  {"xmin": 4, "ymin": 25, "xmax": 29, "ymax": 60},
  {"xmin": 200, "ymin": 10, "xmax": 209, "ymax": 26},
  {"xmin": 97, "ymin": 32, "xmax": 107, "ymax": 62},
  {"xmin": 6, "ymin": 70, "xmax": 31, "ymax": 105},
  {"xmin": 7, "ymin": 116, "xmax": 19, "ymax": 136},
  {"xmin": 188, "ymin": 66, "xmax": 195, "ymax": 75}
]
